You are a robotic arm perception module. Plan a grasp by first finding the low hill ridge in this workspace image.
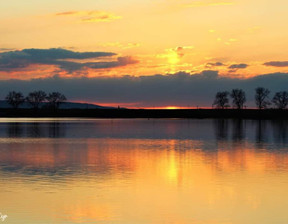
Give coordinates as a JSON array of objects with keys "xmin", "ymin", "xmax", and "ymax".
[{"xmin": 0, "ymin": 100, "xmax": 115, "ymax": 109}]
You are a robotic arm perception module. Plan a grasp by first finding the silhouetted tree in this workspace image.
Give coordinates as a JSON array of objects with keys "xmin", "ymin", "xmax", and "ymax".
[
  {"xmin": 213, "ymin": 91, "xmax": 230, "ymax": 109},
  {"xmin": 272, "ymin": 91, "xmax": 288, "ymax": 109},
  {"xmin": 255, "ymin": 87, "xmax": 270, "ymax": 109},
  {"xmin": 5, "ymin": 91, "xmax": 25, "ymax": 109},
  {"xmin": 230, "ymin": 89, "xmax": 246, "ymax": 109},
  {"xmin": 26, "ymin": 90, "xmax": 47, "ymax": 109},
  {"xmin": 46, "ymin": 92, "xmax": 67, "ymax": 110}
]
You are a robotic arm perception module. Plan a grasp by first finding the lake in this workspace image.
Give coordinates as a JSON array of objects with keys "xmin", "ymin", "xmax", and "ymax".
[{"xmin": 1, "ymin": 118, "xmax": 288, "ymax": 224}]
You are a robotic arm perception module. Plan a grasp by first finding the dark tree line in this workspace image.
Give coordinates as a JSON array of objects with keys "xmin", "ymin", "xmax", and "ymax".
[
  {"xmin": 213, "ymin": 91, "xmax": 229, "ymax": 109},
  {"xmin": 231, "ymin": 89, "xmax": 246, "ymax": 109},
  {"xmin": 5, "ymin": 91, "xmax": 67, "ymax": 110},
  {"xmin": 255, "ymin": 87, "xmax": 270, "ymax": 109},
  {"xmin": 213, "ymin": 87, "xmax": 288, "ymax": 109},
  {"xmin": 213, "ymin": 89, "xmax": 246, "ymax": 109}
]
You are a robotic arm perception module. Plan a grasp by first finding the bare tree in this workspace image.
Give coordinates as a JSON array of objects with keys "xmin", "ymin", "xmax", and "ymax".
[
  {"xmin": 46, "ymin": 92, "xmax": 67, "ymax": 110},
  {"xmin": 230, "ymin": 89, "xmax": 246, "ymax": 109},
  {"xmin": 272, "ymin": 91, "xmax": 288, "ymax": 109},
  {"xmin": 213, "ymin": 91, "xmax": 230, "ymax": 109},
  {"xmin": 26, "ymin": 90, "xmax": 47, "ymax": 109},
  {"xmin": 5, "ymin": 91, "xmax": 25, "ymax": 109},
  {"xmin": 255, "ymin": 87, "xmax": 270, "ymax": 109}
]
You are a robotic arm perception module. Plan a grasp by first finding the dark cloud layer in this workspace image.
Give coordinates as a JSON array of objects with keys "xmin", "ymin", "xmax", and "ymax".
[
  {"xmin": 0, "ymin": 48, "xmax": 16, "ymax": 52},
  {"xmin": 264, "ymin": 61, "xmax": 288, "ymax": 67},
  {"xmin": 228, "ymin": 63, "xmax": 248, "ymax": 69},
  {"xmin": 0, "ymin": 71, "xmax": 288, "ymax": 107},
  {"xmin": 55, "ymin": 56, "xmax": 138, "ymax": 72},
  {"xmin": 206, "ymin": 62, "xmax": 224, "ymax": 67},
  {"xmin": 0, "ymin": 48, "xmax": 137, "ymax": 72}
]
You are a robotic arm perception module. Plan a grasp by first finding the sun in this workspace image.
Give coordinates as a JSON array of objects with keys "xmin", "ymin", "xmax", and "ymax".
[
  {"xmin": 167, "ymin": 52, "xmax": 180, "ymax": 64},
  {"xmin": 165, "ymin": 106, "xmax": 180, "ymax": 109}
]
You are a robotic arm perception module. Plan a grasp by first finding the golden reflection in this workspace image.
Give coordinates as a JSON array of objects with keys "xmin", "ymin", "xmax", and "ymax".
[
  {"xmin": 167, "ymin": 150, "xmax": 178, "ymax": 182},
  {"xmin": 2, "ymin": 138, "xmax": 288, "ymax": 180},
  {"xmin": 2, "ymin": 138, "xmax": 288, "ymax": 179},
  {"xmin": 1, "ymin": 138, "xmax": 288, "ymax": 223},
  {"xmin": 63, "ymin": 203, "xmax": 116, "ymax": 222}
]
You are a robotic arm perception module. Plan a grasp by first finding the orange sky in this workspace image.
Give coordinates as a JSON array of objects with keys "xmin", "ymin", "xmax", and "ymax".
[
  {"xmin": 0, "ymin": 0, "xmax": 288, "ymax": 79},
  {"xmin": 0, "ymin": 0, "xmax": 288, "ymax": 108}
]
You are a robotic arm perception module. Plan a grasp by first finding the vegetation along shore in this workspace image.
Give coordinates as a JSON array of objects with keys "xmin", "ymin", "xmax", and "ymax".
[{"xmin": 1, "ymin": 87, "xmax": 288, "ymax": 119}]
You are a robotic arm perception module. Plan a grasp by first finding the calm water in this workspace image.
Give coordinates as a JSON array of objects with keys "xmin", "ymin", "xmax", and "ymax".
[{"xmin": 1, "ymin": 118, "xmax": 288, "ymax": 224}]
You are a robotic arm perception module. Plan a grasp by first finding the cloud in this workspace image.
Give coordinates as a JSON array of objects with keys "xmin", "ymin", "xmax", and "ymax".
[
  {"xmin": 206, "ymin": 62, "xmax": 224, "ymax": 67},
  {"xmin": 170, "ymin": 46, "xmax": 194, "ymax": 57},
  {"xmin": 0, "ymin": 48, "xmax": 16, "ymax": 53},
  {"xmin": 0, "ymin": 48, "xmax": 137, "ymax": 73},
  {"xmin": 84, "ymin": 56, "xmax": 138, "ymax": 69},
  {"xmin": 228, "ymin": 63, "xmax": 248, "ymax": 69},
  {"xmin": 157, "ymin": 46, "xmax": 194, "ymax": 64},
  {"xmin": 101, "ymin": 42, "xmax": 141, "ymax": 49},
  {"xmin": 56, "ymin": 10, "xmax": 122, "ymax": 23},
  {"xmin": 1, "ymin": 71, "xmax": 287, "ymax": 108},
  {"xmin": 56, "ymin": 11, "xmax": 78, "ymax": 16},
  {"xmin": 263, "ymin": 61, "xmax": 288, "ymax": 67},
  {"xmin": 183, "ymin": 0, "xmax": 234, "ymax": 8}
]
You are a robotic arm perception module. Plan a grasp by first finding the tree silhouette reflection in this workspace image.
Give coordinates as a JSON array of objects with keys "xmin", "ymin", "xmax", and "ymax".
[
  {"xmin": 7, "ymin": 122, "xmax": 23, "ymax": 137},
  {"xmin": 232, "ymin": 119, "xmax": 245, "ymax": 142},
  {"xmin": 214, "ymin": 119, "xmax": 229, "ymax": 140},
  {"xmin": 272, "ymin": 120, "xmax": 288, "ymax": 145}
]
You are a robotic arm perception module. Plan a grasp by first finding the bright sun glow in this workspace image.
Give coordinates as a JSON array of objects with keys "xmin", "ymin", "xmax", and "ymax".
[
  {"xmin": 168, "ymin": 52, "xmax": 180, "ymax": 64},
  {"xmin": 165, "ymin": 106, "xmax": 180, "ymax": 109}
]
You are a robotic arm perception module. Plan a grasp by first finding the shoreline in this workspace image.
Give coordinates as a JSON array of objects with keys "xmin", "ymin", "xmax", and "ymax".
[{"xmin": 0, "ymin": 108, "xmax": 288, "ymax": 120}]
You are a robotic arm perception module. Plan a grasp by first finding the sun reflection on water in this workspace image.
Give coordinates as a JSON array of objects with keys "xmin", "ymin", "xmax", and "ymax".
[{"xmin": 1, "ymin": 119, "xmax": 288, "ymax": 223}]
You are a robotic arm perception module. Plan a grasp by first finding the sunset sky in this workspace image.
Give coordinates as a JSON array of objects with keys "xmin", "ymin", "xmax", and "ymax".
[{"xmin": 0, "ymin": 0, "xmax": 288, "ymax": 108}]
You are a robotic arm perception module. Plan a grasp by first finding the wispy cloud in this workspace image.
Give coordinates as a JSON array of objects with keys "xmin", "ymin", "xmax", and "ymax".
[
  {"xmin": 206, "ymin": 62, "xmax": 225, "ymax": 67},
  {"xmin": 101, "ymin": 42, "xmax": 141, "ymax": 49},
  {"xmin": 56, "ymin": 11, "xmax": 79, "ymax": 16},
  {"xmin": 264, "ymin": 61, "xmax": 288, "ymax": 67},
  {"xmin": 183, "ymin": 0, "xmax": 234, "ymax": 8},
  {"xmin": 157, "ymin": 46, "xmax": 194, "ymax": 58},
  {"xmin": 56, "ymin": 10, "xmax": 122, "ymax": 23},
  {"xmin": 228, "ymin": 63, "xmax": 249, "ymax": 69},
  {"xmin": 0, "ymin": 48, "xmax": 17, "ymax": 53},
  {"xmin": 226, "ymin": 63, "xmax": 249, "ymax": 73}
]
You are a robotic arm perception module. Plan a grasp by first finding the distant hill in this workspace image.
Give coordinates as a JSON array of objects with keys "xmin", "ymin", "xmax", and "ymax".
[{"xmin": 0, "ymin": 100, "xmax": 116, "ymax": 109}]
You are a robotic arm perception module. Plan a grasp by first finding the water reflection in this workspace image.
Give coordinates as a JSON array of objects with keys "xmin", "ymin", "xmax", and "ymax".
[
  {"xmin": 214, "ymin": 119, "xmax": 228, "ymax": 140},
  {"xmin": 254, "ymin": 120, "xmax": 267, "ymax": 149},
  {"xmin": 1, "ymin": 137, "xmax": 288, "ymax": 224},
  {"xmin": 232, "ymin": 119, "xmax": 245, "ymax": 142},
  {"xmin": 7, "ymin": 122, "xmax": 23, "ymax": 138},
  {"xmin": 1, "ymin": 119, "xmax": 288, "ymax": 224},
  {"xmin": 272, "ymin": 120, "xmax": 288, "ymax": 145},
  {"xmin": 27, "ymin": 122, "xmax": 42, "ymax": 138},
  {"xmin": 213, "ymin": 119, "xmax": 288, "ymax": 147},
  {"xmin": 1, "ymin": 119, "xmax": 288, "ymax": 145},
  {"xmin": 4, "ymin": 121, "xmax": 66, "ymax": 138},
  {"xmin": 49, "ymin": 122, "xmax": 66, "ymax": 138}
]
